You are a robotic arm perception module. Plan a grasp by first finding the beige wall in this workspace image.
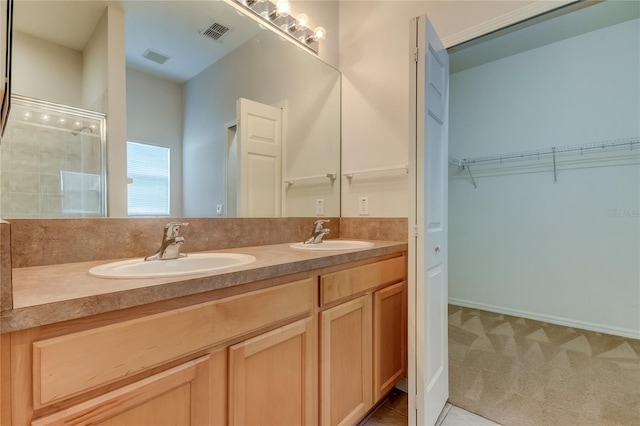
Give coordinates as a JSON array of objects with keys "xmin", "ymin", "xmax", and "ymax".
[
  {"xmin": 338, "ymin": 0, "xmax": 572, "ymax": 217},
  {"xmin": 12, "ymin": 31, "xmax": 83, "ymax": 106},
  {"xmin": 105, "ymin": 6, "xmax": 128, "ymax": 217},
  {"xmin": 82, "ymin": 10, "xmax": 108, "ymax": 112}
]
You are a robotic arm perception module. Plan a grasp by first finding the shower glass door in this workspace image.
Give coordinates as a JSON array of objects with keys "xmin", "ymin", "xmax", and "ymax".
[{"xmin": 0, "ymin": 95, "xmax": 107, "ymax": 217}]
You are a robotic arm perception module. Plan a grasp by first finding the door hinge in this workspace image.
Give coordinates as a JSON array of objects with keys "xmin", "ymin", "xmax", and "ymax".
[
  {"xmin": 414, "ymin": 47, "xmax": 419, "ymax": 63},
  {"xmin": 412, "ymin": 224, "xmax": 418, "ymax": 237}
]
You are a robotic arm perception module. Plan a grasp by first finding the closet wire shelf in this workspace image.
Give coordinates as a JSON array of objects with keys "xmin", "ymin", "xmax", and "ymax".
[{"xmin": 449, "ymin": 137, "xmax": 639, "ymax": 188}]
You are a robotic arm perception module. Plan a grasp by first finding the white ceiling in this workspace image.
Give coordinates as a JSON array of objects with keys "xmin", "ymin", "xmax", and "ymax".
[
  {"xmin": 13, "ymin": 0, "xmax": 262, "ymax": 83},
  {"xmin": 13, "ymin": 1, "xmax": 640, "ymax": 80}
]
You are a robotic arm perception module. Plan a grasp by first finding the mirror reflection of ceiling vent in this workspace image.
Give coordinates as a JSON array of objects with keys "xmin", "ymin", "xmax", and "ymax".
[
  {"xmin": 142, "ymin": 49, "xmax": 170, "ymax": 65},
  {"xmin": 201, "ymin": 21, "xmax": 231, "ymax": 41}
]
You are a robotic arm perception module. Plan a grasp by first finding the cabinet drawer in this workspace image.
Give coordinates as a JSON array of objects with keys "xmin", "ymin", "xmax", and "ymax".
[
  {"xmin": 32, "ymin": 355, "xmax": 211, "ymax": 426},
  {"xmin": 33, "ymin": 278, "xmax": 314, "ymax": 408},
  {"xmin": 320, "ymin": 256, "xmax": 406, "ymax": 306}
]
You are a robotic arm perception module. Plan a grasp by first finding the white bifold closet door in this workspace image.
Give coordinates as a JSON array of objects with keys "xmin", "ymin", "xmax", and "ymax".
[{"xmin": 409, "ymin": 14, "xmax": 450, "ymax": 426}]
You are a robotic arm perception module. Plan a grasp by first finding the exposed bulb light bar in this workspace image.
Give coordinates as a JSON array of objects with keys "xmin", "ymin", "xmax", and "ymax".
[
  {"xmin": 306, "ymin": 26, "xmax": 326, "ymax": 43},
  {"xmin": 233, "ymin": 0, "xmax": 325, "ymax": 54},
  {"xmin": 276, "ymin": 0, "xmax": 290, "ymax": 17},
  {"xmin": 288, "ymin": 13, "xmax": 309, "ymax": 33}
]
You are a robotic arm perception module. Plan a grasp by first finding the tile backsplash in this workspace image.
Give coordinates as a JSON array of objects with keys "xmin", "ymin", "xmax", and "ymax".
[
  {"xmin": 0, "ymin": 221, "xmax": 11, "ymax": 311},
  {"xmin": 7, "ymin": 217, "xmax": 408, "ymax": 268},
  {"xmin": 9, "ymin": 218, "xmax": 341, "ymax": 268}
]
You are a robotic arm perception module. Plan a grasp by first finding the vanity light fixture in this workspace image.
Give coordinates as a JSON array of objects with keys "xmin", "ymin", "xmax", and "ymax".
[
  {"xmin": 306, "ymin": 26, "xmax": 327, "ymax": 43},
  {"xmin": 287, "ymin": 13, "xmax": 308, "ymax": 33},
  {"xmin": 274, "ymin": 0, "xmax": 290, "ymax": 18},
  {"xmin": 234, "ymin": 0, "xmax": 326, "ymax": 54}
]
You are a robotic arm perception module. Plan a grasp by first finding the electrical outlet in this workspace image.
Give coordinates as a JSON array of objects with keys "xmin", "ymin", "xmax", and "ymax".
[
  {"xmin": 316, "ymin": 199, "xmax": 325, "ymax": 215},
  {"xmin": 216, "ymin": 204, "xmax": 224, "ymax": 216},
  {"xmin": 358, "ymin": 197, "xmax": 369, "ymax": 216}
]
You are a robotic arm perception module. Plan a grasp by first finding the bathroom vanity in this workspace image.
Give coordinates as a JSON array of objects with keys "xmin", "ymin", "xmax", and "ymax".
[{"xmin": 1, "ymin": 240, "xmax": 407, "ymax": 426}]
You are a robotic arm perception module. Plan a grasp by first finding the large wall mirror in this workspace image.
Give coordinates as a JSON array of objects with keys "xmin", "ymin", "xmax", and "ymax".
[{"xmin": 1, "ymin": 0, "xmax": 340, "ymax": 218}]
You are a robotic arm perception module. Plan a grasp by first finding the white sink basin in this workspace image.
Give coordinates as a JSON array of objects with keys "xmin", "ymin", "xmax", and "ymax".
[
  {"xmin": 89, "ymin": 253, "xmax": 256, "ymax": 279},
  {"xmin": 289, "ymin": 240, "xmax": 374, "ymax": 251}
]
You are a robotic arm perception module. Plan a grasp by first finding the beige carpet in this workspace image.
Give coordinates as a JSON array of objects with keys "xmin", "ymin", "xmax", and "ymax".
[{"xmin": 448, "ymin": 305, "xmax": 640, "ymax": 426}]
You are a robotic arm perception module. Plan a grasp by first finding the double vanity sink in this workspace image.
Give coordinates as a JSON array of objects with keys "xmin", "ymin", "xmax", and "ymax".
[
  {"xmin": 88, "ymin": 240, "xmax": 374, "ymax": 279},
  {"xmin": 88, "ymin": 252, "xmax": 258, "ymax": 279}
]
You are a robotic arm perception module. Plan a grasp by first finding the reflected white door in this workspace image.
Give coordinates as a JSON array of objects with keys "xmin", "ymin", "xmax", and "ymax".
[
  {"xmin": 409, "ymin": 15, "xmax": 449, "ymax": 426},
  {"xmin": 237, "ymin": 98, "xmax": 283, "ymax": 217}
]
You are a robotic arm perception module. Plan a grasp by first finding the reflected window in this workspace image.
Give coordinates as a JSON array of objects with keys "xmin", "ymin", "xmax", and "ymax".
[{"xmin": 127, "ymin": 141, "xmax": 170, "ymax": 216}]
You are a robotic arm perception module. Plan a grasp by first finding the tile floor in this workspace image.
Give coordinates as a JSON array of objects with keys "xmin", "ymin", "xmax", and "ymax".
[{"xmin": 360, "ymin": 389, "xmax": 500, "ymax": 426}]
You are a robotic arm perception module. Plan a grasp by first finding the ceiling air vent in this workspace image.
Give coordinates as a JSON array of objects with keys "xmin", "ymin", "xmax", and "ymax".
[
  {"xmin": 201, "ymin": 21, "xmax": 230, "ymax": 41},
  {"xmin": 142, "ymin": 49, "xmax": 170, "ymax": 65}
]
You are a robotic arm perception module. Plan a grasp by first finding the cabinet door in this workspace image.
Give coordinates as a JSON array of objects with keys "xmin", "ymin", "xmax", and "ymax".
[
  {"xmin": 320, "ymin": 295, "xmax": 372, "ymax": 426},
  {"xmin": 228, "ymin": 317, "xmax": 315, "ymax": 426},
  {"xmin": 373, "ymin": 281, "xmax": 407, "ymax": 401},
  {"xmin": 31, "ymin": 355, "xmax": 210, "ymax": 426}
]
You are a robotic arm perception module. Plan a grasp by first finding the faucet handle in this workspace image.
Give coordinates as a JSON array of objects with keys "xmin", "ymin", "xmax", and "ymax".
[
  {"xmin": 313, "ymin": 219, "xmax": 330, "ymax": 231},
  {"xmin": 165, "ymin": 222, "xmax": 189, "ymax": 238}
]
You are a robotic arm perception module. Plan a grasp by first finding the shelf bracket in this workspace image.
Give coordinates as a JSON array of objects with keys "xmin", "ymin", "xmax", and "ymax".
[
  {"xmin": 462, "ymin": 160, "xmax": 477, "ymax": 189},
  {"xmin": 552, "ymin": 147, "xmax": 557, "ymax": 183}
]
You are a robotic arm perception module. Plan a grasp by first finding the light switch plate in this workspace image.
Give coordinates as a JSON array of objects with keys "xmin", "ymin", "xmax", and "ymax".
[
  {"xmin": 316, "ymin": 199, "xmax": 325, "ymax": 215},
  {"xmin": 216, "ymin": 204, "xmax": 223, "ymax": 215}
]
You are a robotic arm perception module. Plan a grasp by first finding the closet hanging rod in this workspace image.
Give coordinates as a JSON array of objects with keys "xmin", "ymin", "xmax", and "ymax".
[
  {"xmin": 458, "ymin": 137, "xmax": 639, "ymax": 166},
  {"xmin": 449, "ymin": 156, "xmax": 462, "ymax": 167},
  {"xmin": 343, "ymin": 164, "xmax": 408, "ymax": 179},
  {"xmin": 285, "ymin": 173, "xmax": 336, "ymax": 186}
]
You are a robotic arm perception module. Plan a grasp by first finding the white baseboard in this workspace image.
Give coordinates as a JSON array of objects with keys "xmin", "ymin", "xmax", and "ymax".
[{"xmin": 448, "ymin": 297, "xmax": 640, "ymax": 340}]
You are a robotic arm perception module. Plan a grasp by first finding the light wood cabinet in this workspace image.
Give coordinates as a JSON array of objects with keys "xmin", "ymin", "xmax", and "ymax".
[
  {"xmin": 31, "ymin": 355, "xmax": 211, "ymax": 426},
  {"xmin": 3, "ymin": 252, "xmax": 407, "ymax": 426},
  {"xmin": 319, "ymin": 254, "xmax": 407, "ymax": 426},
  {"xmin": 320, "ymin": 295, "xmax": 373, "ymax": 426},
  {"xmin": 373, "ymin": 280, "xmax": 407, "ymax": 401},
  {"xmin": 229, "ymin": 317, "xmax": 315, "ymax": 426}
]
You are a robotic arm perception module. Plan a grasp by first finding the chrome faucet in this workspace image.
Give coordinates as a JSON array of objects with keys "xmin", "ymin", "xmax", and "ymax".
[
  {"xmin": 304, "ymin": 219, "xmax": 330, "ymax": 244},
  {"xmin": 145, "ymin": 222, "xmax": 189, "ymax": 261}
]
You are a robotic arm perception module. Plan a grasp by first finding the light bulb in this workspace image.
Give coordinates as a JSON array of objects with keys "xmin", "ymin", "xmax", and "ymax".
[
  {"xmin": 23, "ymin": 111, "xmax": 32, "ymax": 120},
  {"xmin": 276, "ymin": 0, "xmax": 290, "ymax": 17},
  {"xmin": 40, "ymin": 114, "xmax": 50, "ymax": 123},
  {"xmin": 296, "ymin": 13, "xmax": 309, "ymax": 30},
  {"xmin": 313, "ymin": 26, "xmax": 326, "ymax": 41}
]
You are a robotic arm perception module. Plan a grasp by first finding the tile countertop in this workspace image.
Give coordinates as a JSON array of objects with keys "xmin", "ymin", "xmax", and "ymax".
[{"xmin": 1, "ymin": 240, "xmax": 407, "ymax": 333}]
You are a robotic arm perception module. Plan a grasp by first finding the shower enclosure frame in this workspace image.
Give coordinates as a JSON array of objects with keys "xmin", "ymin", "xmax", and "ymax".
[{"xmin": 10, "ymin": 94, "xmax": 108, "ymax": 217}]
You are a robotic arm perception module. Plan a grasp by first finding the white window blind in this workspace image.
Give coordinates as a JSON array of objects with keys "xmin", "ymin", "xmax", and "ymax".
[{"xmin": 127, "ymin": 141, "xmax": 170, "ymax": 216}]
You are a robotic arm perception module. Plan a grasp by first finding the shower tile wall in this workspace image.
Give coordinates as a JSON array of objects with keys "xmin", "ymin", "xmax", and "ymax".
[{"xmin": 1, "ymin": 117, "xmax": 103, "ymax": 218}]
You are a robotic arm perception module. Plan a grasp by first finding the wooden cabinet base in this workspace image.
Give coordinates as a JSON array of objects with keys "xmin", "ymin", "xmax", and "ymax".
[
  {"xmin": 320, "ymin": 295, "xmax": 373, "ymax": 426},
  {"xmin": 31, "ymin": 355, "xmax": 211, "ymax": 426},
  {"xmin": 229, "ymin": 318, "xmax": 315, "ymax": 425},
  {"xmin": 2, "ymin": 252, "xmax": 407, "ymax": 426},
  {"xmin": 374, "ymin": 281, "xmax": 407, "ymax": 400}
]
